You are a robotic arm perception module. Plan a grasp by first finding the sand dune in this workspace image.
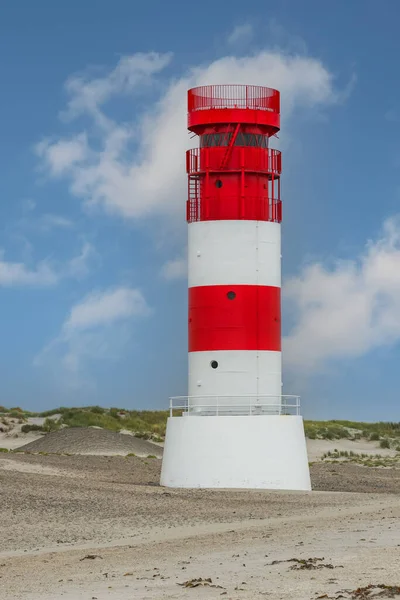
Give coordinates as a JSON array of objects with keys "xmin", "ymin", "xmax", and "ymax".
[{"xmin": 16, "ymin": 427, "xmax": 163, "ymax": 457}]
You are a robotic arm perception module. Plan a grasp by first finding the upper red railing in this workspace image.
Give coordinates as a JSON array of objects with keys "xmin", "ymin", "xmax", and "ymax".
[
  {"xmin": 188, "ymin": 85, "xmax": 280, "ymax": 132},
  {"xmin": 188, "ymin": 85, "xmax": 280, "ymax": 113}
]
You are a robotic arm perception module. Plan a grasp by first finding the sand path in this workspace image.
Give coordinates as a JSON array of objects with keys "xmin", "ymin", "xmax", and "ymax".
[
  {"xmin": 0, "ymin": 454, "xmax": 399, "ymax": 599},
  {"xmin": 1, "ymin": 494, "xmax": 399, "ymax": 599}
]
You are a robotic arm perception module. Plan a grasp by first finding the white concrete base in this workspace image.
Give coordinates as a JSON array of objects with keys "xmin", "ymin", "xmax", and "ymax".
[{"xmin": 160, "ymin": 415, "xmax": 311, "ymax": 491}]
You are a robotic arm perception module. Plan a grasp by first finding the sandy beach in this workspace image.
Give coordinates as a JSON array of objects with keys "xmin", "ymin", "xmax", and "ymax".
[{"xmin": 1, "ymin": 451, "xmax": 400, "ymax": 600}]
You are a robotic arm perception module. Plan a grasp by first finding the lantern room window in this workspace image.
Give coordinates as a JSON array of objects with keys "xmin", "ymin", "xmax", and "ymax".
[{"xmin": 200, "ymin": 132, "xmax": 269, "ymax": 148}]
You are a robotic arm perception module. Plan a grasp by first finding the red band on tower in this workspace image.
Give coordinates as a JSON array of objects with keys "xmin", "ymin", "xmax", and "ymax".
[{"xmin": 188, "ymin": 285, "xmax": 281, "ymax": 352}]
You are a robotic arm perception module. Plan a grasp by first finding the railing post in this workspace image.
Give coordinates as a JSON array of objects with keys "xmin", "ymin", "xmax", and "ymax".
[{"xmin": 169, "ymin": 397, "xmax": 172, "ymax": 417}]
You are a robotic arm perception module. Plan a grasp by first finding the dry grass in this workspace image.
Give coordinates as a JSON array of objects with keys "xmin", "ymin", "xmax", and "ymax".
[{"xmin": 321, "ymin": 449, "xmax": 400, "ymax": 468}]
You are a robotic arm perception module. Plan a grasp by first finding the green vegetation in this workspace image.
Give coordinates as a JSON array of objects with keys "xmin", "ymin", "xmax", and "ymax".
[
  {"xmin": 0, "ymin": 447, "xmax": 9, "ymax": 453},
  {"xmin": 59, "ymin": 409, "xmax": 122, "ymax": 431},
  {"xmin": 9, "ymin": 411, "xmax": 27, "ymax": 420},
  {"xmin": 0, "ymin": 406, "xmax": 38, "ymax": 418},
  {"xmin": 304, "ymin": 419, "xmax": 400, "ymax": 442},
  {"xmin": 1, "ymin": 406, "xmax": 169, "ymax": 439},
  {"xmin": 39, "ymin": 407, "xmax": 68, "ymax": 417},
  {"xmin": 1, "ymin": 404, "xmax": 400, "ymax": 445},
  {"xmin": 21, "ymin": 423, "xmax": 44, "ymax": 433},
  {"xmin": 304, "ymin": 422, "xmax": 351, "ymax": 440},
  {"xmin": 43, "ymin": 418, "xmax": 61, "ymax": 432}
]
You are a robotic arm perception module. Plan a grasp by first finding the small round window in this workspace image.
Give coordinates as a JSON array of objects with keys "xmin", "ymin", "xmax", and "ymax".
[
  {"xmin": 215, "ymin": 179, "xmax": 223, "ymax": 188},
  {"xmin": 210, "ymin": 360, "xmax": 219, "ymax": 369},
  {"xmin": 227, "ymin": 291, "xmax": 236, "ymax": 300}
]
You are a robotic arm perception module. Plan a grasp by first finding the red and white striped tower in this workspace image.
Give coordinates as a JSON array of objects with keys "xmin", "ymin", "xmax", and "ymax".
[{"xmin": 161, "ymin": 85, "xmax": 311, "ymax": 490}]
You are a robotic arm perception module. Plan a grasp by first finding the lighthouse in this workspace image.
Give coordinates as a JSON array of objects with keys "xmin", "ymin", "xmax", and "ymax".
[{"xmin": 160, "ymin": 84, "xmax": 311, "ymax": 491}]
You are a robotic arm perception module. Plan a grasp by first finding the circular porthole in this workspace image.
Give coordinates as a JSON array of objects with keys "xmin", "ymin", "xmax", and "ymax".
[
  {"xmin": 227, "ymin": 291, "xmax": 236, "ymax": 300},
  {"xmin": 210, "ymin": 360, "xmax": 219, "ymax": 369},
  {"xmin": 215, "ymin": 179, "xmax": 223, "ymax": 188}
]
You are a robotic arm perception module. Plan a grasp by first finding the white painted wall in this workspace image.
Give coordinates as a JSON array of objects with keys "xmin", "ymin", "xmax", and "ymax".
[
  {"xmin": 189, "ymin": 350, "xmax": 282, "ymax": 402},
  {"xmin": 161, "ymin": 415, "xmax": 311, "ymax": 490},
  {"xmin": 188, "ymin": 220, "xmax": 281, "ymax": 288}
]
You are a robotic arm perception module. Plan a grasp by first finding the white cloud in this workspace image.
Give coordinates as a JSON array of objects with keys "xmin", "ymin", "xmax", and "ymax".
[
  {"xmin": 161, "ymin": 254, "xmax": 187, "ymax": 280},
  {"xmin": 0, "ymin": 255, "xmax": 58, "ymax": 287},
  {"xmin": 36, "ymin": 133, "xmax": 89, "ymax": 176},
  {"xmin": 227, "ymin": 24, "xmax": 254, "ymax": 45},
  {"xmin": 36, "ymin": 50, "xmax": 341, "ymax": 221},
  {"xmin": 35, "ymin": 286, "xmax": 151, "ymax": 386},
  {"xmin": 64, "ymin": 287, "xmax": 150, "ymax": 330},
  {"xmin": 62, "ymin": 52, "xmax": 172, "ymax": 122},
  {"xmin": 283, "ymin": 216, "xmax": 400, "ymax": 373},
  {"xmin": 0, "ymin": 242, "xmax": 95, "ymax": 287}
]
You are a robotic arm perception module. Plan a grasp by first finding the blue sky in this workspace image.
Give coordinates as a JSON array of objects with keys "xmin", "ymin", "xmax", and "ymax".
[{"xmin": 1, "ymin": 0, "xmax": 400, "ymax": 420}]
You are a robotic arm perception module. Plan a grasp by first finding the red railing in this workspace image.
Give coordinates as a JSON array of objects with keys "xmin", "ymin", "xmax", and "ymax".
[
  {"xmin": 186, "ymin": 193, "xmax": 282, "ymax": 223},
  {"xmin": 188, "ymin": 85, "xmax": 280, "ymax": 114},
  {"xmin": 186, "ymin": 147, "xmax": 281, "ymax": 176}
]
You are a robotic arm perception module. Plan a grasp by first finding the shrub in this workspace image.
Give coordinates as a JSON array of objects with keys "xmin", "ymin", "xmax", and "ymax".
[
  {"xmin": 21, "ymin": 424, "xmax": 44, "ymax": 433},
  {"xmin": 9, "ymin": 411, "xmax": 26, "ymax": 420},
  {"xmin": 109, "ymin": 408, "xmax": 123, "ymax": 419},
  {"xmin": 147, "ymin": 455, "xmax": 158, "ymax": 459},
  {"xmin": 39, "ymin": 407, "xmax": 66, "ymax": 417},
  {"xmin": 380, "ymin": 438, "xmax": 390, "ymax": 449},
  {"xmin": 370, "ymin": 432, "xmax": 380, "ymax": 441},
  {"xmin": 43, "ymin": 418, "xmax": 61, "ymax": 432},
  {"xmin": 133, "ymin": 431, "xmax": 151, "ymax": 440},
  {"xmin": 89, "ymin": 405, "xmax": 105, "ymax": 414},
  {"xmin": 0, "ymin": 447, "xmax": 9, "ymax": 453},
  {"xmin": 61, "ymin": 410, "xmax": 121, "ymax": 431}
]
